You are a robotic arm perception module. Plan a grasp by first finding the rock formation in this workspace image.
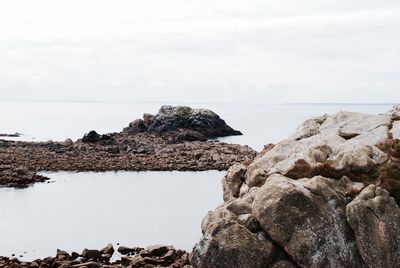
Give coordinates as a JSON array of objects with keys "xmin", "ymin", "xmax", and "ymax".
[
  {"xmin": 0, "ymin": 244, "xmax": 192, "ymax": 268},
  {"xmin": 123, "ymin": 105, "xmax": 242, "ymax": 140},
  {"xmin": 0, "ymin": 106, "xmax": 254, "ymax": 188},
  {"xmin": 193, "ymin": 105, "xmax": 400, "ymax": 268}
]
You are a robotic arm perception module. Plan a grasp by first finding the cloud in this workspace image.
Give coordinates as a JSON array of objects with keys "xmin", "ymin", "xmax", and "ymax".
[{"xmin": 0, "ymin": 0, "xmax": 399, "ymax": 103}]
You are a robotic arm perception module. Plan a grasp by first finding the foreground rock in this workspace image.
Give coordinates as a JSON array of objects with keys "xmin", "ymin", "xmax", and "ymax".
[
  {"xmin": 0, "ymin": 244, "xmax": 192, "ymax": 268},
  {"xmin": 0, "ymin": 106, "xmax": 255, "ymax": 187},
  {"xmin": 193, "ymin": 105, "xmax": 400, "ymax": 268}
]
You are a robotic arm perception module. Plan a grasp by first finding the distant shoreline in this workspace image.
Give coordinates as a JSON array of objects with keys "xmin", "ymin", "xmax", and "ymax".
[
  {"xmin": 0, "ymin": 132, "xmax": 21, "ymax": 137},
  {"xmin": 0, "ymin": 100, "xmax": 395, "ymax": 106}
]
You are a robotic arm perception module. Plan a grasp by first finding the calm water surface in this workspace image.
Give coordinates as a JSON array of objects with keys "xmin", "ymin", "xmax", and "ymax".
[{"xmin": 0, "ymin": 171, "xmax": 223, "ymax": 259}]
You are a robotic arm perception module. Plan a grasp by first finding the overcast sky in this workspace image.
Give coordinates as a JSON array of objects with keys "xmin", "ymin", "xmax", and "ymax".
[{"xmin": 0, "ymin": 0, "xmax": 399, "ymax": 103}]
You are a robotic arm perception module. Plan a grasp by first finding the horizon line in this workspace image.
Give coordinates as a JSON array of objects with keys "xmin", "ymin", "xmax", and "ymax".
[{"xmin": 0, "ymin": 100, "xmax": 397, "ymax": 106}]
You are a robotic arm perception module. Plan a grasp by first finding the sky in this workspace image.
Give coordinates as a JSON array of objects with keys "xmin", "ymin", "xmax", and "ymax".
[{"xmin": 0, "ymin": 0, "xmax": 399, "ymax": 104}]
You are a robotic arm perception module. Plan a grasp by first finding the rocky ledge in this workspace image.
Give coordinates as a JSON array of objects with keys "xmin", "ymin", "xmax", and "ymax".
[
  {"xmin": 0, "ymin": 106, "xmax": 255, "ymax": 188},
  {"xmin": 192, "ymin": 105, "xmax": 400, "ymax": 268},
  {"xmin": 0, "ymin": 244, "xmax": 192, "ymax": 268}
]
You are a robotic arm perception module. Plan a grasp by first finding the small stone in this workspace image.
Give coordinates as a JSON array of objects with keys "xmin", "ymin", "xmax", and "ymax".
[
  {"xmin": 81, "ymin": 249, "xmax": 102, "ymax": 261},
  {"xmin": 101, "ymin": 243, "xmax": 114, "ymax": 256}
]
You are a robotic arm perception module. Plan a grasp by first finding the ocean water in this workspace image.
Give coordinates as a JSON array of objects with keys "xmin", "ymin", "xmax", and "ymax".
[
  {"xmin": 0, "ymin": 101, "xmax": 394, "ymax": 259},
  {"xmin": 0, "ymin": 101, "xmax": 394, "ymax": 151}
]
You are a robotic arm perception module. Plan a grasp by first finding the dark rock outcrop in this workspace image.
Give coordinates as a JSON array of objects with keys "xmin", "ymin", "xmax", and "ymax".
[
  {"xmin": 123, "ymin": 105, "xmax": 242, "ymax": 139},
  {"xmin": 193, "ymin": 105, "xmax": 400, "ymax": 268},
  {"xmin": 0, "ymin": 106, "xmax": 255, "ymax": 188}
]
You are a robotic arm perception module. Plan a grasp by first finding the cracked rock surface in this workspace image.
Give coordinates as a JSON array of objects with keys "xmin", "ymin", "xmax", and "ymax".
[{"xmin": 193, "ymin": 105, "xmax": 400, "ymax": 268}]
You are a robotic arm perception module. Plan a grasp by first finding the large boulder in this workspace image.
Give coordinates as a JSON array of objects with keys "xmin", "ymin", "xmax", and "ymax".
[
  {"xmin": 252, "ymin": 174, "xmax": 363, "ymax": 267},
  {"xmin": 192, "ymin": 206, "xmax": 275, "ymax": 268},
  {"xmin": 346, "ymin": 185, "xmax": 400, "ymax": 267},
  {"xmin": 194, "ymin": 105, "xmax": 400, "ymax": 268}
]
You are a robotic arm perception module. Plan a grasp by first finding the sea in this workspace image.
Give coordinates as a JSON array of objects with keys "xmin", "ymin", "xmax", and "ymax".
[{"xmin": 0, "ymin": 101, "xmax": 394, "ymax": 259}]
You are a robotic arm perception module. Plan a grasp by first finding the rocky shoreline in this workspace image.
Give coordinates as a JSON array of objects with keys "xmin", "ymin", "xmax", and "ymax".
[
  {"xmin": 0, "ymin": 132, "xmax": 21, "ymax": 137},
  {"xmin": 192, "ymin": 105, "xmax": 400, "ymax": 267},
  {"xmin": 3, "ymin": 105, "xmax": 400, "ymax": 267},
  {"xmin": 0, "ymin": 244, "xmax": 192, "ymax": 268},
  {"xmin": 0, "ymin": 106, "xmax": 255, "ymax": 188}
]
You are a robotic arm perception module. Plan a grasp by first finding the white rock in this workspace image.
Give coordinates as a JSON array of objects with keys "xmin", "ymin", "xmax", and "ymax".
[
  {"xmin": 289, "ymin": 117, "xmax": 324, "ymax": 141},
  {"xmin": 244, "ymin": 111, "xmax": 391, "ymax": 189},
  {"xmin": 386, "ymin": 104, "xmax": 400, "ymax": 118},
  {"xmin": 391, "ymin": 121, "xmax": 400, "ymax": 140}
]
